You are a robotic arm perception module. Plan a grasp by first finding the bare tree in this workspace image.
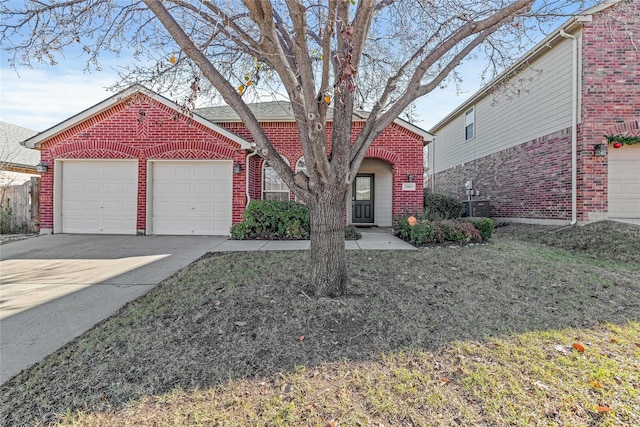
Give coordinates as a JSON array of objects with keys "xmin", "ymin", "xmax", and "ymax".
[{"xmin": 1, "ymin": 0, "xmax": 594, "ymax": 296}]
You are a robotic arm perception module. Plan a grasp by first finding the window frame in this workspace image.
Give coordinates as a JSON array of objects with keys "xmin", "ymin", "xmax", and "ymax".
[
  {"xmin": 262, "ymin": 157, "xmax": 291, "ymax": 201},
  {"xmin": 464, "ymin": 107, "xmax": 475, "ymax": 141}
]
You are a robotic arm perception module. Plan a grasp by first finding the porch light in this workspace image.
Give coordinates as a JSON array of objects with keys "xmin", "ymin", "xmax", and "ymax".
[
  {"xmin": 594, "ymin": 144, "xmax": 607, "ymax": 157},
  {"xmin": 407, "ymin": 173, "xmax": 413, "ymax": 182},
  {"xmin": 36, "ymin": 162, "xmax": 49, "ymax": 173},
  {"xmin": 233, "ymin": 162, "xmax": 242, "ymax": 174}
]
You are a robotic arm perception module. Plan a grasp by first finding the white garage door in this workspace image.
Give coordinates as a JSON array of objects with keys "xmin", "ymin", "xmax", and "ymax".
[
  {"xmin": 151, "ymin": 161, "xmax": 232, "ymax": 235},
  {"xmin": 608, "ymin": 144, "xmax": 640, "ymax": 218},
  {"xmin": 61, "ymin": 160, "xmax": 138, "ymax": 234}
]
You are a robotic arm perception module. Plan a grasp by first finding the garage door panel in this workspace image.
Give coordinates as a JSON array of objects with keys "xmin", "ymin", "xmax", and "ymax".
[
  {"xmin": 151, "ymin": 161, "xmax": 232, "ymax": 235},
  {"xmin": 61, "ymin": 161, "xmax": 138, "ymax": 234},
  {"xmin": 194, "ymin": 183, "xmax": 214, "ymax": 194},
  {"xmin": 103, "ymin": 182, "xmax": 125, "ymax": 193}
]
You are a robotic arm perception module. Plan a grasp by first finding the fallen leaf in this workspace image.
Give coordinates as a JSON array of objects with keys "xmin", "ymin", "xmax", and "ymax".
[
  {"xmin": 555, "ymin": 345, "xmax": 570, "ymax": 354},
  {"xmin": 609, "ymin": 339, "xmax": 618, "ymax": 343},
  {"xmin": 596, "ymin": 406, "xmax": 611, "ymax": 413},
  {"xmin": 439, "ymin": 377, "xmax": 450, "ymax": 385},
  {"xmin": 590, "ymin": 379, "xmax": 602, "ymax": 389},
  {"xmin": 326, "ymin": 420, "xmax": 338, "ymax": 427},
  {"xmin": 572, "ymin": 342, "xmax": 585, "ymax": 352}
]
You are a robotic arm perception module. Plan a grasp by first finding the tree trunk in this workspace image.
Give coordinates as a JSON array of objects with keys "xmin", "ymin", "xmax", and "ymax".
[{"xmin": 308, "ymin": 193, "xmax": 349, "ymax": 297}]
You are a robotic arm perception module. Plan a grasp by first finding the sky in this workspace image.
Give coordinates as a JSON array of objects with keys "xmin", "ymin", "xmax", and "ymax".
[
  {"xmin": 0, "ymin": 15, "xmax": 490, "ymax": 136},
  {"xmin": 0, "ymin": 57, "xmax": 484, "ymax": 133},
  {"xmin": 0, "ymin": 0, "xmax": 592, "ymax": 135}
]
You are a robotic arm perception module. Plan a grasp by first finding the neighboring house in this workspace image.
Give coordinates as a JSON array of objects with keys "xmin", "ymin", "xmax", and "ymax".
[
  {"xmin": 427, "ymin": 0, "xmax": 639, "ymax": 224},
  {"xmin": 21, "ymin": 85, "xmax": 429, "ymax": 236},
  {"xmin": 0, "ymin": 121, "xmax": 39, "ymax": 186}
]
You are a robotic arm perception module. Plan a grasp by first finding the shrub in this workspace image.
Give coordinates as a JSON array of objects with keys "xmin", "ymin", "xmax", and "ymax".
[
  {"xmin": 437, "ymin": 220, "xmax": 482, "ymax": 243},
  {"xmin": 462, "ymin": 217, "xmax": 494, "ymax": 241},
  {"xmin": 0, "ymin": 204, "xmax": 14, "ymax": 234},
  {"xmin": 231, "ymin": 200, "xmax": 310, "ymax": 240},
  {"xmin": 344, "ymin": 225, "xmax": 362, "ymax": 240},
  {"xmin": 231, "ymin": 200, "xmax": 363, "ymax": 240},
  {"xmin": 393, "ymin": 217, "xmax": 485, "ymax": 246},
  {"xmin": 423, "ymin": 193, "xmax": 464, "ymax": 221}
]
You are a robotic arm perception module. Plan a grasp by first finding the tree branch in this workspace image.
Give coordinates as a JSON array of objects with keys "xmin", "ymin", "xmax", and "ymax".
[{"xmin": 142, "ymin": 0, "xmax": 297, "ymax": 193}]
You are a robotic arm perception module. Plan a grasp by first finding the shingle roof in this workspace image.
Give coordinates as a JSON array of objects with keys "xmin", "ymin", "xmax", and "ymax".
[
  {"xmin": 0, "ymin": 121, "xmax": 39, "ymax": 169},
  {"xmin": 196, "ymin": 101, "xmax": 433, "ymax": 142},
  {"xmin": 196, "ymin": 101, "xmax": 297, "ymax": 122}
]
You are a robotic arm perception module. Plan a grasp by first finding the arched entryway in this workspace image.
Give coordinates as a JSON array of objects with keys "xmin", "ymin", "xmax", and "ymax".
[{"xmin": 347, "ymin": 158, "xmax": 393, "ymax": 226}]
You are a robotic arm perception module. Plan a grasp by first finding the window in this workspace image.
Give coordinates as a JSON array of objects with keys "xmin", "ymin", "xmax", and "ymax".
[
  {"xmin": 295, "ymin": 157, "xmax": 307, "ymax": 176},
  {"xmin": 465, "ymin": 107, "xmax": 475, "ymax": 141},
  {"xmin": 262, "ymin": 157, "xmax": 290, "ymax": 201}
]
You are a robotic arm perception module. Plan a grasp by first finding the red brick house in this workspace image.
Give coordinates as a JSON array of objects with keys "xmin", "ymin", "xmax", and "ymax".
[
  {"xmin": 427, "ymin": 0, "xmax": 639, "ymax": 224},
  {"xmin": 21, "ymin": 86, "xmax": 429, "ymax": 235}
]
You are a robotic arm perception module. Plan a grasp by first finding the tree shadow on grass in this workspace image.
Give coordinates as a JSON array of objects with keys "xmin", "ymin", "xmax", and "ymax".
[{"xmin": 2, "ymin": 233, "xmax": 640, "ymax": 425}]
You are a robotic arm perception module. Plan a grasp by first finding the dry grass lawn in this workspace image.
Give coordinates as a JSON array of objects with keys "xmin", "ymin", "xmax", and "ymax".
[{"xmin": 1, "ymin": 220, "xmax": 639, "ymax": 426}]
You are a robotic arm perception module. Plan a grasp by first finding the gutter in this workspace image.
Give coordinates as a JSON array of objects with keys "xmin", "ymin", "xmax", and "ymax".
[{"xmin": 560, "ymin": 29, "xmax": 578, "ymax": 226}]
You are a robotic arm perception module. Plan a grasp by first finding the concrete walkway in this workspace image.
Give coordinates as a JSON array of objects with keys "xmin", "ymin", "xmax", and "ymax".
[{"xmin": 0, "ymin": 230, "xmax": 413, "ymax": 383}]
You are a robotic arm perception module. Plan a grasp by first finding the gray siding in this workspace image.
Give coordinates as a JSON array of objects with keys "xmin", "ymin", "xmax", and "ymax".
[{"xmin": 433, "ymin": 35, "xmax": 577, "ymax": 173}]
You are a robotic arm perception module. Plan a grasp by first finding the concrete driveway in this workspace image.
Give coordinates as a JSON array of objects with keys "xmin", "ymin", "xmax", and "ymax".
[{"xmin": 0, "ymin": 234, "xmax": 227, "ymax": 384}]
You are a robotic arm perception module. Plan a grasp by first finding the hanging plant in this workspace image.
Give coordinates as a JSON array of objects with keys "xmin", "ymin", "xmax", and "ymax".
[{"xmin": 605, "ymin": 134, "xmax": 640, "ymax": 148}]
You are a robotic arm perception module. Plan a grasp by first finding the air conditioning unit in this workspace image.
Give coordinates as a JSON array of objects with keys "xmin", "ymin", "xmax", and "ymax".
[{"xmin": 463, "ymin": 200, "xmax": 491, "ymax": 217}]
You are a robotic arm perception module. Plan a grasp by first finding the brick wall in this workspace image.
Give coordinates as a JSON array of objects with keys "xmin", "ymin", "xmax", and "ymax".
[
  {"xmin": 223, "ymin": 121, "xmax": 424, "ymax": 218},
  {"xmin": 433, "ymin": 128, "xmax": 573, "ymax": 220},
  {"xmin": 40, "ymin": 94, "xmax": 424, "ymax": 233},
  {"xmin": 39, "ymin": 95, "xmax": 246, "ymax": 232},
  {"xmin": 578, "ymin": 1, "xmax": 640, "ymax": 220}
]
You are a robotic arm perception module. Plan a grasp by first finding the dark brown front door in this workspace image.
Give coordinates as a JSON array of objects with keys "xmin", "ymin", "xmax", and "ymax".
[{"xmin": 352, "ymin": 174, "xmax": 374, "ymax": 224}]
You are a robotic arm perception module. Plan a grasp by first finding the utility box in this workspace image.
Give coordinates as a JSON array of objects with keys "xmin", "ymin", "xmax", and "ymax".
[{"xmin": 463, "ymin": 200, "xmax": 491, "ymax": 217}]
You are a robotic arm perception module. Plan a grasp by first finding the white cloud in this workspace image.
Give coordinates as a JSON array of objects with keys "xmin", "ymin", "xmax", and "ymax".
[{"xmin": 0, "ymin": 66, "xmax": 119, "ymax": 132}]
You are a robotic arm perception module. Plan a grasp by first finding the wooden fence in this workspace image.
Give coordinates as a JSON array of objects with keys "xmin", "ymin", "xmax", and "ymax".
[{"xmin": 0, "ymin": 177, "xmax": 40, "ymax": 233}]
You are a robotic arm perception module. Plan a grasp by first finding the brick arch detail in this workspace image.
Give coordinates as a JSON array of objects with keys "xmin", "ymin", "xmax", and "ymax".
[
  {"xmin": 144, "ymin": 141, "xmax": 237, "ymax": 159},
  {"xmin": 50, "ymin": 141, "xmax": 140, "ymax": 159},
  {"xmin": 604, "ymin": 119, "xmax": 640, "ymax": 136},
  {"xmin": 364, "ymin": 147, "xmax": 399, "ymax": 166}
]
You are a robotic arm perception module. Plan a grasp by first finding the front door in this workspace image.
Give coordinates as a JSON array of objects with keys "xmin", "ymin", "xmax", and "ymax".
[{"xmin": 352, "ymin": 174, "xmax": 374, "ymax": 224}]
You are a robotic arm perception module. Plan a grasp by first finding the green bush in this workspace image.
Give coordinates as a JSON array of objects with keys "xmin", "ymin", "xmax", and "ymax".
[
  {"xmin": 231, "ymin": 200, "xmax": 310, "ymax": 240},
  {"xmin": 393, "ymin": 216, "xmax": 485, "ymax": 246},
  {"xmin": 437, "ymin": 220, "xmax": 482, "ymax": 243},
  {"xmin": 462, "ymin": 217, "xmax": 494, "ymax": 241},
  {"xmin": 423, "ymin": 193, "xmax": 464, "ymax": 221},
  {"xmin": 344, "ymin": 225, "xmax": 362, "ymax": 240},
  {"xmin": 231, "ymin": 200, "xmax": 362, "ymax": 240}
]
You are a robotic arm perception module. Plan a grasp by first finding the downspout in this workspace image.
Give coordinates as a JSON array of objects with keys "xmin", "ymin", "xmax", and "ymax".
[
  {"xmin": 430, "ymin": 138, "xmax": 436, "ymax": 193},
  {"xmin": 245, "ymin": 144, "xmax": 259, "ymax": 207},
  {"xmin": 560, "ymin": 29, "xmax": 578, "ymax": 225}
]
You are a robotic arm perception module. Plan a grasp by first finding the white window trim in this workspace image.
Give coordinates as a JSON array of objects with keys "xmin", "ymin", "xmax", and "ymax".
[
  {"xmin": 262, "ymin": 157, "xmax": 291, "ymax": 201},
  {"xmin": 465, "ymin": 107, "xmax": 475, "ymax": 141}
]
